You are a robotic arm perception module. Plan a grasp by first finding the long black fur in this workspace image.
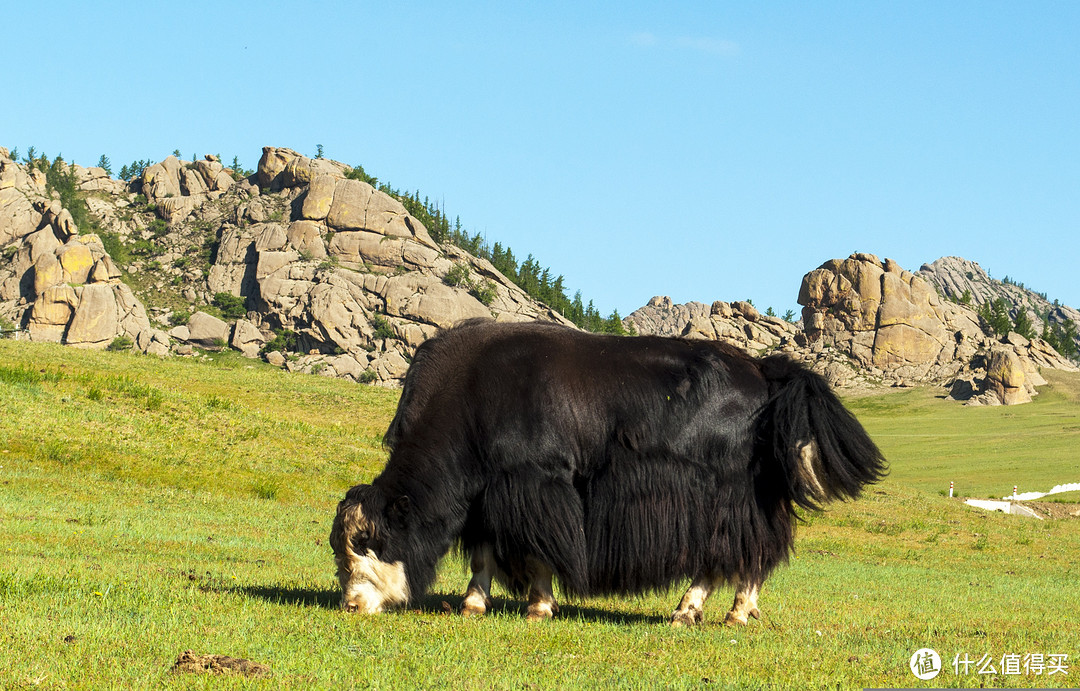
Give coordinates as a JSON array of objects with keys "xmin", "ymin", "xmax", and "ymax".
[{"xmin": 343, "ymin": 319, "xmax": 886, "ymax": 602}]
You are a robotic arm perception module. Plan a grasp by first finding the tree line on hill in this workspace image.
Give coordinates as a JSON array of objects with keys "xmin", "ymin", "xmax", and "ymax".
[
  {"xmin": 965, "ymin": 293, "xmax": 1079, "ymax": 360},
  {"xmin": 343, "ymin": 163, "xmax": 630, "ymax": 334}
]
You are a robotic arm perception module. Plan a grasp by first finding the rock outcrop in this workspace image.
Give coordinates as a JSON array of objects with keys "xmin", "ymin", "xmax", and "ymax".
[
  {"xmin": 919, "ymin": 256, "xmax": 1080, "ymax": 356},
  {"xmin": 798, "ymin": 253, "xmax": 1077, "ymax": 403},
  {"xmin": 624, "ymin": 296, "xmax": 801, "ymax": 354},
  {"xmin": 630, "ymin": 253, "xmax": 1078, "ymax": 405},
  {"xmin": 0, "ymin": 149, "xmax": 168, "ymax": 354},
  {"xmin": 197, "ymin": 147, "xmax": 572, "ymax": 384}
]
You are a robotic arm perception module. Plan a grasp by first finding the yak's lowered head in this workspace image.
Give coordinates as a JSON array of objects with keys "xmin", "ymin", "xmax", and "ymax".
[{"xmin": 329, "ymin": 484, "xmax": 411, "ymax": 613}]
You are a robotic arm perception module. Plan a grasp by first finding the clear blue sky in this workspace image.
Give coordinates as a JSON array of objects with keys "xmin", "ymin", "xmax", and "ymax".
[{"xmin": 6, "ymin": 2, "xmax": 1079, "ymax": 318}]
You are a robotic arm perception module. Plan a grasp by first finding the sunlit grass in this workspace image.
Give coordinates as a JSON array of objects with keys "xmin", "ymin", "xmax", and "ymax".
[{"xmin": 1, "ymin": 339, "xmax": 1078, "ymax": 689}]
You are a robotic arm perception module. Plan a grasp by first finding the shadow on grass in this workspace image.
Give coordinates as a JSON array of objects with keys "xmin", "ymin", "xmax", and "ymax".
[
  {"xmin": 413, "ymin": 593, "xmax": 669, "ymax": 626},
  {"xmin": 237, "ymin": 584, "xmax": 339, "ymax": 609},
  {"xmin": 236, "ymin": 586, "xmax": 669, "ymax": 625}
]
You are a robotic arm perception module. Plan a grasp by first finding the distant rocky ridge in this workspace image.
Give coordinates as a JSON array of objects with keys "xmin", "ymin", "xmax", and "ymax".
[
  {"xmin": 627, "ymin": 253, "xmax": 1077, "ymax": 405},
  {"xmin": 1, "ymin": 145, "xmax": 1077, "ymax": 403}
]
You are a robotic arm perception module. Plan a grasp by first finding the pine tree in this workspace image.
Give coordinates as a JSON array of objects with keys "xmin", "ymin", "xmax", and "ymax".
[{"xmin": 1012, "ymin": 309, "xmax": 1036, "ymax": 340}]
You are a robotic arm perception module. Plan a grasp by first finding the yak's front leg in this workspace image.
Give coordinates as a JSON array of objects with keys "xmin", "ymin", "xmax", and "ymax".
[
  {"xmin": 722, "ymin": 580, "xmax": 761, "ymax": 626},
  {"xmin": 670, "ymin": 575, "xmax": 721, "ymax": 627},
  {"xmin": 524, "ymin": 558, "xmax": 559, "ymax": 622},
  {"xmin": 461, "ymin": 544, "xmax": 495, "ymax": 617}
]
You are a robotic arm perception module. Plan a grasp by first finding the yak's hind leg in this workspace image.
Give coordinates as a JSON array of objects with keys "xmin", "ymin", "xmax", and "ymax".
[
  {"xmin": 722, "ymin": 580, "xmax": 761, "ymax": 626},
  {"xmin": 524, "ymin": 558, "xmax": 559, "ymax": 622},
  {"xmin": 670, "ymin": 575, "xmax": 721, "ymax": 627},
  {"xmin": 461, "ymin": 544, "xmax": 495, "ymax": 617},
  {"xmin": 671, "ymin": 577, "xmax": 761, "ymax": 627}
]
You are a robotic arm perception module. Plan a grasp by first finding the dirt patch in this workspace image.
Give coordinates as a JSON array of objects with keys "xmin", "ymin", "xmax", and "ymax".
[
  {"xmin": 1025, "ymin": 502, "xmax": 1080, "ymax": 520},
  {"xmin": 171, "ymin": 650, "xmax": 271, "ymax": 678}
]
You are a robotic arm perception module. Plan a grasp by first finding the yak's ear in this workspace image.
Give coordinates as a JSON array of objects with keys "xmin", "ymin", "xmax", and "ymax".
[{"xmin": 388, "ymin": 495, "xmax": 411, "ymax": 528}]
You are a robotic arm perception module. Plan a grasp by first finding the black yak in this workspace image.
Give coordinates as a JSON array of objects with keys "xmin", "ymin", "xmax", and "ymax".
[{"xmin": 330, "ymin": 319, "xmax": 885, "ymax": 625}]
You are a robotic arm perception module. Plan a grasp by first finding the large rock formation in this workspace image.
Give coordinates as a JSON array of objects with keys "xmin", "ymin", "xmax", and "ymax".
[
  {"xmin": 628, "ymin": 253, "xmax": 1078, "ymax": 404},
  {"xmin": 798, "ymin": 253, "xmax": 1076, "ymax": 403},
  {"xmin": 0, "ymin": 146, "xmax": 572, "ymax": 385},
  {"xmin": 0, "ymin": 148, "xmax": 168, "ymax": 354},
  {"xmin": 197, "ymin": 147, "xmax": 571, "ymax": 384}
]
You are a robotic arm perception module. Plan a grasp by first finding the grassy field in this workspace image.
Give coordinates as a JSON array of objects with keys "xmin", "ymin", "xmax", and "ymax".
[{"xmin": 1, "ymin": 340, "xmax": 1078, "ymax": 689}]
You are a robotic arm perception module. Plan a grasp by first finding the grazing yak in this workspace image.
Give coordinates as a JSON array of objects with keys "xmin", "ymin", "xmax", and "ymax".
[{"xmin": 330, "ymin": 319, "xmax": 885, "ymax": 625}]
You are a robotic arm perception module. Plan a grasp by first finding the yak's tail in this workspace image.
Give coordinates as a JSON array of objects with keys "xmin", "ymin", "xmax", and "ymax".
[{"xmin": 758, "ymin": 355, "xmax": 887, "ymax": 511}]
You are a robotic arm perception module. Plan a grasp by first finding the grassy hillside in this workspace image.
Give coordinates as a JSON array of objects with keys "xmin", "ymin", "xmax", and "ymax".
[{"xmin": 1, "ymin": 340, "xmax": 1078, "ymax": 689}]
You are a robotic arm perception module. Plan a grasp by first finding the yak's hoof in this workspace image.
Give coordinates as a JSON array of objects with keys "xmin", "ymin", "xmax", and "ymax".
[
  {"xmin": 460, "ymin": 603, "xmax": 487, "ymax": 617},
  {"xmin": 525, "ymin": 602, "xmax": 558, "ymax": 622},
  {"xmin": 670, "ymin": 608, "xmax": 703, "ymax": 628},
  {"xmin": 723, "ymin": 607, "xmax": 760, "ymax": 627},
  {"xmin": 460, "ymin": 597, "xmax": 491, "ymax": 617}
]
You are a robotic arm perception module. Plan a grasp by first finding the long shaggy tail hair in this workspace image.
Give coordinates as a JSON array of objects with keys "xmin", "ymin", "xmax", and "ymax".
[{"xmin": 759, "ymin": 356, "xmax": 887, "ymax": 511}]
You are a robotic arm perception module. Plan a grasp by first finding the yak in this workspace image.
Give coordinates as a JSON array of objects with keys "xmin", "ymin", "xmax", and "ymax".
[{"xmin": 330, "ymin": 318, "xmax": 885, "ymax": 625}]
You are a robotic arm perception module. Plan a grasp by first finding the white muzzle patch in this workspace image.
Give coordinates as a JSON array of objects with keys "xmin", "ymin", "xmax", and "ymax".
[{"xmin": 340, "ymin": 549, "xmax": 410, "ymax": 613}]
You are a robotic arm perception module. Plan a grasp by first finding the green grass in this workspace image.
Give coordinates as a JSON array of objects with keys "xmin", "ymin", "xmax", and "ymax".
[
  {"xmin": 847, "ymin": 370, "xmax": 1080, "ymax": 499},
  {"xmin": 1, "ymin": 339, "xmax": 1078, "ymax": 688}
]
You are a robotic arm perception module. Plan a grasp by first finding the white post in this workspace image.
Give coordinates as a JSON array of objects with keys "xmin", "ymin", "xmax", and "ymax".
[
  {"xmin": 949, "ymin": 481, "xmax": 954, "ymax": 498},
  {"xmin": 1013, "ymin": 485, "xmax": 1018, "ymax": 499}
]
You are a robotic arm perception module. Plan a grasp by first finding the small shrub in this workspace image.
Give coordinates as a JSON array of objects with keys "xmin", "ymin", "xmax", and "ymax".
[
  {"xmin": 98, "ymin": 232, "xmax": 132, "ymax": 265},
  {"xmin": 212, "ymin": 292, "xmax": 247, "ymax": 320},
  {"xmin": 87, "ymin": 387, "xmax": 104, "ymax": 401},
  {"xmin": 443, "ymin": 263, "xmax": 470, "ymax": 288},
  {"xmin": 148, "ymin": 219, "xmax": 168, "ymax": 238},
  {"xmin": 370, "ymin": 315, "xmax": 397, "ymax": 341},
  {"xmin": 107, "ymin": 335, "xmax": 134, "ymax": 352},
  {"xmin": 261, "ymin": 329, "xmax": 297, "ymax": 354},
  {"xmin": 2, "ymin": 245, "xmax": 16, "ymax": 262},
  {"xmin": 170, "ymin": 310, "xmax": 190, "ymax": 326},
  {"xmin": 470, "ymin": 280, "xmax": 497, "ymax": 307},
  {"xmin": 359, "ymin": 369, "xmax": 378, "ymax": 384}
]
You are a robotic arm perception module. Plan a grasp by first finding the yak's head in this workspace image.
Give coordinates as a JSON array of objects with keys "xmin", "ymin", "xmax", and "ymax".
[{"xmin": 329, "ymin": 484, "xmax": 411, "ymax": 613}]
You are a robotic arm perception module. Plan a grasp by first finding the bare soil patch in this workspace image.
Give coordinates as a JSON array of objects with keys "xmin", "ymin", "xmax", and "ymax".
[{"xmin": 1026, "ymin": 501, "xmax": 1080, "ymax": 520}]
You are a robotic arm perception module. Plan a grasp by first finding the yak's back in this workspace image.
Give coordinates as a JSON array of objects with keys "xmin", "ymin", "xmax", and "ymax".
[{"xmin": 383, "ymin": 319, "xmax": 574, "ymax": 451}]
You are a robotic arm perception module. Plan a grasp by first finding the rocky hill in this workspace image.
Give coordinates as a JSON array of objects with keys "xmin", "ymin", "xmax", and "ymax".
[
  {"xmin": 0, "ymin": 146, "xmax": 569, "ymax": 385},
  {"xmin": 918, "ymin": 256, "xmax": 1080, "ymax": 353}
]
